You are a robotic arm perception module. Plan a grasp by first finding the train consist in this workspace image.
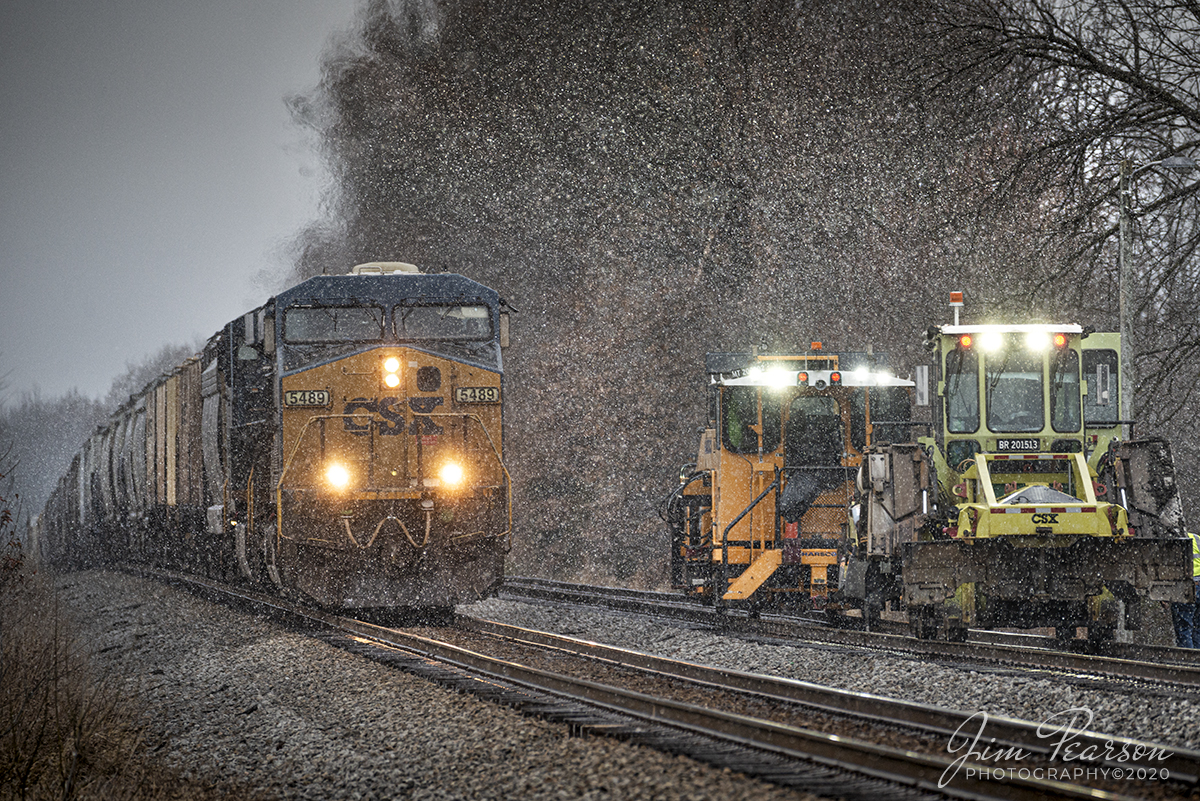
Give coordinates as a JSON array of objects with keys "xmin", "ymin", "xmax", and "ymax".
[
  {"xmin": 40, "ymin": 262, "xmax": 511, "ymax": 610},
  {"xmin": 667, "ymin": 296, "xmax": 1193, "ymax": 641}
]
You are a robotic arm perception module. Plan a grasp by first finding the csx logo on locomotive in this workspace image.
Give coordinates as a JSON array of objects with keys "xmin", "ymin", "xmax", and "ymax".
[
  {"xmin": 1031, "ymin": 513, "xmax": 1060, "ymax": 525},
  {"xmin": 343, "ymin": 396, "xmax": 445, "ymax": 435}
]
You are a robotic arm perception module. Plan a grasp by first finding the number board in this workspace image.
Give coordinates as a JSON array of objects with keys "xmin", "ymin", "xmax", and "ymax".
[
  {"xmin": 454, "ymin": 386, "xmax": 500, "ymax": 404},
  {"xmin": 996, "ymin": 438, "xmax": 1040, "ymax": 452},
  {"xmin": 284, "ymin": 389, "xmax": 330, "ymax": 407}
]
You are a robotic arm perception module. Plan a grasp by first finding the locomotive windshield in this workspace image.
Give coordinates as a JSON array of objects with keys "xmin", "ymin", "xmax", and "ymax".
[
  {"xmin": 394, "ymin": 303, "xmax": 492, "ymax": 340},
  {"xmin": 284, "ymin": 305, "xmax": 385, "ymax": 342}
]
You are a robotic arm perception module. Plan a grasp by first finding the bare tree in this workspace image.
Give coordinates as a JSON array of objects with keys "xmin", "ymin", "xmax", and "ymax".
[
  {"xmin": 924, "ymin": 1, "xmax": 1200, "ymax": 428},
  {"xmin": 282, "ymin": 0, "xmax": 1077, "ymax": 582}
]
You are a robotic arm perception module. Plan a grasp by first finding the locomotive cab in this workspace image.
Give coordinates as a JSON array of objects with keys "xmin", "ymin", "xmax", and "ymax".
[{"xmin": 267, "ymin": 267, "xmax": 510, "ymax": 607}]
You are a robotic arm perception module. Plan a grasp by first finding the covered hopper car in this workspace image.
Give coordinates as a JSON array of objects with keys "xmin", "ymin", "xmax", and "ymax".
[{"xmin": 40, "ymin": 262, "xmax": 511, "ymax": 611}]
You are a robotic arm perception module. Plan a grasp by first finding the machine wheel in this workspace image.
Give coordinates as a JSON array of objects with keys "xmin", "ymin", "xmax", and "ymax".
[
  {"xmin": 945, "ymin": 620, "xmax": 969, "ymax": 643},
  {"xmin": 910, "ymin": 607, "xmax": 939, "ymax": 640},
  {"xmin": 862, "ymin": 601, "xmax": 883, "ymax": 632}
]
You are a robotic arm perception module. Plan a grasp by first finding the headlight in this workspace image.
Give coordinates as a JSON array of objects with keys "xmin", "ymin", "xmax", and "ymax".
[
  {"xmin": 326, "ymin": 464, "xmax": 350, "ymax": 490},
  {"xmin": 439, "ymin": 462, "xmax": 464, "ymax": 487},
  {"xmin": 382, "ymin": 356, "xmax": 401, "ymax": 388}
]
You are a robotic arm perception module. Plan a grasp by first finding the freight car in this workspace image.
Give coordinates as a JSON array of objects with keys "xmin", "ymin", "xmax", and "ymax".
[
  {"xmin": 861, "ymin": 294, "xmax": 1192, "ymax": 641},
  {"xmin": 40, "ymin": 262, "xmax": 511, "ymax": 610},
  {"xmin": 663, "ymin": 345, "xmax": 916, "ymax": 614}
]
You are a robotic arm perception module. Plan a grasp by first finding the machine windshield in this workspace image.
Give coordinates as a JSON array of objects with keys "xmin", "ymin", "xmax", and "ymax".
[
  {"xmin": 945, "ymin": 349, "xmax": 979, "ymax": 433},
  {"xmin": 721, "ymin": 387, "xmax": 781, "ymax": 455},
  {"xmin": 395, "ymin": 304, "xmax": 493, "ymax": 340},
  {"xmin": 786, "ymin": 396, "xmax": 842, "ymax": 467},
  {"xmin": 1083, "ymin": 350, "xmax": 1119, "ymax": 426},
  {"xmin": 1050, "ymin": 349, "xmax": 1081, "ymax": 432},
  {"xmin": 283, "ymin": 305, "xmax": 385, "ymax": 343},
  {"xmin": 986, "ymin": 349, "xmax": 1044, "ymax": 433}
]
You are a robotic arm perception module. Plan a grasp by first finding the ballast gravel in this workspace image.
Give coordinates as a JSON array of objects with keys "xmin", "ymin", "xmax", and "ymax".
[
  {"xmin": 55, "ymin": 570, "xmax": 820, "ymax": 801},
  {"xmin": 460, "ymin": 596, "xmax": 1200, "ymax": 753}
]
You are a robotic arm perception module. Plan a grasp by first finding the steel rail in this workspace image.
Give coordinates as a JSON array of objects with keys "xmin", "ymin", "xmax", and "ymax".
[
  {"xmin": 463, "ymin": 616, "xmax": 1200, "ymax": 783},
  {"xmin": 130, "ymin": 565, "xmax": 1149, "ymax": 801},
  {"xmin": 500, "ymin": 576, "xmax": 1200, "ymax": 686},
  {"xmin": 327, "ymin": 618, "xmax": 1138, "ymax": 800}
]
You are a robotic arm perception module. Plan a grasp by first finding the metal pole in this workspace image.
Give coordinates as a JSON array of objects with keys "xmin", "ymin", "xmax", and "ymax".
[{"xmin": 1118, "ymin": 159, "xmax": 1135, "ymax": 439}]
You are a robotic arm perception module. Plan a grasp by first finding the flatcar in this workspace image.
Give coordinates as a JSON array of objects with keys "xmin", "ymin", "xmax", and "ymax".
[{"xmin": 40, "ymin": 262, "xmax": 511, "ymax": 611}]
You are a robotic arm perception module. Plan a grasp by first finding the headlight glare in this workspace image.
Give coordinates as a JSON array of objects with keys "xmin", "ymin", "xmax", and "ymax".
[
  {"xmin": 382, "ymin": 355, "xmax": 402, "ymax": 388},
  {"xmin": 326, "ymin": 463, "xmax": 350, "ymax": 490},
  {"xmin": 439, "ymin": 462, "xmax": 464, "ymax": 487}
]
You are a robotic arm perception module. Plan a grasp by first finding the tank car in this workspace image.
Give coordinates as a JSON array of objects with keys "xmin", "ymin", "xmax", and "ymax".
[{"xmin": 41, "ymin": 262, "xmax": 511, "ymax": 611}]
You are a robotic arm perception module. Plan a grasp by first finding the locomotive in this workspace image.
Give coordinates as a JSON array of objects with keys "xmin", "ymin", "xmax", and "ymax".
[
  {"xmin": 40, "ymin": 262, "xmax": 511, "ymax": 610},
  {"xmin": 664, "ymin": 345, "xmax": 916, "ymax": 613}
]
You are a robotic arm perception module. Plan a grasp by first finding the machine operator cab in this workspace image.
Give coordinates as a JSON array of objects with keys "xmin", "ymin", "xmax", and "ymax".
[
  {"xmin": 929, "ymin": 323, "xmax": 1122, "ymax": 479},
  {"xmin": 901, "ymin": 296, "xmax": 1190, "ymax": 642}
]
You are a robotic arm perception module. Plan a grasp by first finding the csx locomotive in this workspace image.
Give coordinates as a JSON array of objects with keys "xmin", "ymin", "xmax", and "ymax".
[{"xmin": 40, "ymin": 262, "xmax": 511, "ymax": 610}]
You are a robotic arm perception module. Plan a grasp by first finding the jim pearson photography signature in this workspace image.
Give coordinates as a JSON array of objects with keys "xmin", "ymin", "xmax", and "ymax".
[{"xmin": 940, "ymin": 707, "xmax": 1173, "ymax": 787}]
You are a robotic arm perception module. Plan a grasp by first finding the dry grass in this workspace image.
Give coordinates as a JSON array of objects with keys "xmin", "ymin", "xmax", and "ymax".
[{"xmin": 1, "ymin": 545, "xmax": 239, "ymax": 801}]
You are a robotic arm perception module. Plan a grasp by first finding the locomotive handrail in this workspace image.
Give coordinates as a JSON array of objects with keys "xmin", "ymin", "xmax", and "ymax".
[{"xmin": 275, "ymin": 413, "xmax": 375, "ymax": 543}]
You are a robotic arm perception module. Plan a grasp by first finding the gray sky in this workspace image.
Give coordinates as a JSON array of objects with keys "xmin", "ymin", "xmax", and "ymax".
[{"xmin": 1, "ymin": 0, "xmax": 360, "ymax": 403}]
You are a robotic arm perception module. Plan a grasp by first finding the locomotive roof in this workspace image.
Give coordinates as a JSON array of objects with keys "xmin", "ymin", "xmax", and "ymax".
[{"xmin": 275, "ymin": 271, "xmax": 500, "ymax": 307}]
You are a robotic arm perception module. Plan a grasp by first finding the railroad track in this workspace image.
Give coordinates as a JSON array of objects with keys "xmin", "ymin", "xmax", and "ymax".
[
  {"xmin": 130, "ymin": 565, "xmax": 1196, "ymax": 800},
  {"xmin": 499, "ymin": 576, "xmax": 1200, "ymax": 688}
]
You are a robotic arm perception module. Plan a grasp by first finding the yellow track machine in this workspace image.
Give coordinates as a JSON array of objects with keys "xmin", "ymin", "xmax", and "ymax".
[{"xmin": 665, "ymin": 346, "xmax": 916, "ymax": 616}]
